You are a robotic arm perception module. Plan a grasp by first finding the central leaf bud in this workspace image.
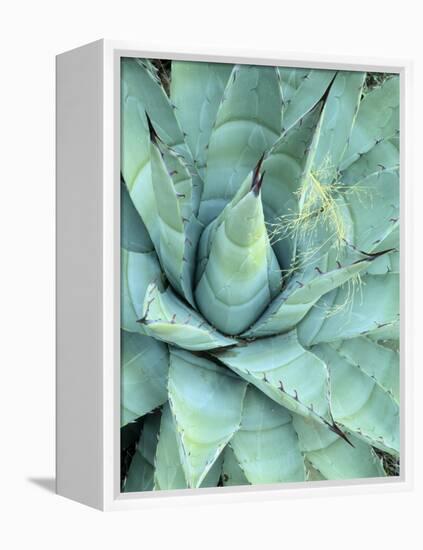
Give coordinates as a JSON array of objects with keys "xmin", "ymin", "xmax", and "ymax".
[{"xmin": 194, "ymin": 165, "xmax": 281, "ymax": 335}]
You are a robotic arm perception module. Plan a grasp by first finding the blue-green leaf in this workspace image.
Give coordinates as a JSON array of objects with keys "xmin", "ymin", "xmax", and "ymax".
[
  {"xmin": 154, "ymin": 403, "xmax": 187, "ymax": 490},
  {"xmin": 149, "ymin": 138, "xmax": 202, "ymax": 306},
  {"xmin": 168, "ymin": 349, "xmax": 247, "ymax": 488},
  {"xmin": 243, "ymin": 256, "xmax": 374, "ymax": 338},
  {"xmin": 121, "ymin": 330, "xmax": 169, "ymax": 426},
  {"xmin": 121, "ymin": 248, "xmax": 163, "ymax": 334},
  {"xmin": 195, "ymin": 169, "xmax": 281, "ymax": 335},
  {"xmin": 199, "ymin": 65, "xmax": 282, "ymax": 224},
  {"xmin": 333, "ymin": 336, "xmax": 399, "ymax": 404},
  {"xmin": 230, "ymin": 387, "xmax": 305, "ymax": 484},
  {"xmin": 293, "ymin": 414, "xmax": 386, "ymax": 479},
  {"xmin": 140, "ymin": 283, "xmax": 236, "ymax": 351},
  {"xmin": 297, "ymin": 273, "xmax": 399, "ymax": 346},
  {"xmin": 221, "ymin": 445, "xmax": 249, "ymax": 486},
  {"xmin": 215, "ymin": 331, "xmax": 334, "ymax": 427},
  {"xmin": 154, "ymin": 403, "xmax": 223, "ymax": 490},
  {"xmin": 312, "ymin": 71, "xmax": 366, "ymax": 179},
  {"xmin": 312, "ymin": 343, "xmax": 399, "ymax": 455},
  {"xmin": 279, "ymin": 68, "xmax": 335, "ymax": 132},
  {"xmin": 340, "ymin": 76, "xmax": 400, "ymax": 171},
  {"xmin": 121, "ymin": 58, "xmax": 190, "ymax": 161},
  {"xmin": 121, "ymin": 181, "xmax": 153, "ymax": 253},
  {"xmin": 124, "ymin": 412, "xmax": 161, "ymax": 492},
  {"xmin": 262, "ymin": 107, "xmax": 321, "ymax": 269},
  {"xmin": 170, "ymin": 61, "xmax": 233, "ymax": 177}
]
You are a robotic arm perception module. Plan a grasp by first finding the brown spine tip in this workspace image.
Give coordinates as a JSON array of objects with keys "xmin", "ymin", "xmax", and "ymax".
[
  {"xmin": 146, "ymin": 112, "xmax": 159, "ymax": 143},
  {"xmin": 251, "ymin": 153, "xmax": 266, "ymax": 196},
  {"xmin": 328, "ymin": 422, "xmax": 355, "ymax": 448}
]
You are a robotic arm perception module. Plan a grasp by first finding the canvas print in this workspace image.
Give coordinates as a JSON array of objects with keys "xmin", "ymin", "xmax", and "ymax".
[{"xmin": 120, "ymin": 58, "xmax": 400, "ymax": 492}]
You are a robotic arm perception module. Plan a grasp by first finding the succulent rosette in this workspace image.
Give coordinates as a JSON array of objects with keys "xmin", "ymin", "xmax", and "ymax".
[{"xmin": 120, "ymin": 59, "xmax": 400, "ymax": 491}]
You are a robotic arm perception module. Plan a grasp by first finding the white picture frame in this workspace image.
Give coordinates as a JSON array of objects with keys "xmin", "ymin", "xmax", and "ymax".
[{"xmin": 56, "ymin": 39, "xmax": 413, "ymax": 511}]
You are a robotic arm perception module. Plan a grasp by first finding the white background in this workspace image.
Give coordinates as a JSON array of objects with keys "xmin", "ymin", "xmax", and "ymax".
[{"xmin": 1, "ymin": 0, "xmax": 421, "ymax": 548}]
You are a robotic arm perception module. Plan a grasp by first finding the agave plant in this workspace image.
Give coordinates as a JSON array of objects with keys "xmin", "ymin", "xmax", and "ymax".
[{"xmin": 120, "ymin": 58, "xmax": 400, "ymax": 491}]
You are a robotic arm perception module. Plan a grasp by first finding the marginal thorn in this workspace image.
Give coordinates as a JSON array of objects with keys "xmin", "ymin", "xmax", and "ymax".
[{"xmin": 145, "ymin": 112, "xmax": 160, "ymax": 143}]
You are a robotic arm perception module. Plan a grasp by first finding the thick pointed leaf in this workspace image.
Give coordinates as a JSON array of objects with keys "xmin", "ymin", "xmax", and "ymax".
[
  {"xmin": 283, "ymin": 72, "xmax": 366, "ymax": 279},
  {"xmin": 312, "ymin": 71, "xmax": 366, "ymax": 179},
  {"xmin": 121, "ymin": 248, "xmax": 163, "ymax": 333},
  {"xmin": 120, "ymin": 330, "xmax": 169, "ymax": 426},
  {"xmin": 279, "ymin": 68, "xmax": 335, "ymax": 132},
  {"xmin": 230, "ymin": 387, "xmax": 305, "ymax": 484},
  {"xmin": 140, "ymin": 283, "xmax": 236, "ymax": 351},
  {"xmin": 149, "ymin": 138, "xmax": 202, "ymax": 306},
  {"xmin": 287, "ymin": 97, "xmax": 342, "ymax": 268},
  {"xmin": 343, "ymin": 169, "xmax": 399, "ymax": 254},
  {"xmin": 297, "ymin": 273, "xmax": 399, "ymax": 346},
  {"xmin": 121, "ymin": 58, "xmax": 190, "ymax": 161},
  {"xmin": 124, "ymin": 412, "xmax": 161, "ymax": 492},
  {"xmin": 170, "ymin": 61, "xmax": 233, "ymax": 177},
  {"xmin": 215, "ymin": 331, "xmax": 333, "ymax": 427},
  {"xmin": 154, "ymin": 403, "xmax": 187, "ymax": 490},
  {"xmin": 334, "ymin": 337, "xmax": 399, "ymax": 404},
  {"xmin": 199, "ymin": 65, "xmax": 282, "ymax": 224},
  {"xmin": 121, "ymin": 60, "xmax": 152, "ymax": 190},
  {"xmin": 283, "ymin": 73, "xmax": 375, "ymax": 279},
  {"xmin": 341, "ymin": 139, "xmax": 399, "ymax": 185},
  {"xmin": 243, "ymin": 256, "xmax": 374, "ymax": 338},
  {"xmin": 262, "ymin": 107, "xmax": 321, "ymax": 269},
  {"xmin": 154, "ymin": 403, "xmax": 223, "ymax": 490},
  {"xmin": 278, "ymin": 67, "xmax": 309, "ymax": 103},
  {"xmin": 168, "ymin": 349, "xmax": 247, "ymax": 488},
  {"xmin": 312, "ymin": 344, "xmax": 399, "ymax": 455},
  {"xmin": 222, "ymin": 445, "xmax": 249, "ymax": 487},
  {"xmin": 340, "ymin": 76, "xmax": 400, "ymax": 171},
  {"xmin": 121, "ymin": 181, "xmax": 153, "ymax": 253},
  {"xmin": 195, "ymin": 169, "xmax": 281, "ymax": 335},
  {"xmin": 121, "ymin": 100, "xmax": 160, "ymax": 246},
  {"xmin": 293, "ymin": 414, "xmax": 386, "ymax": 479}
]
